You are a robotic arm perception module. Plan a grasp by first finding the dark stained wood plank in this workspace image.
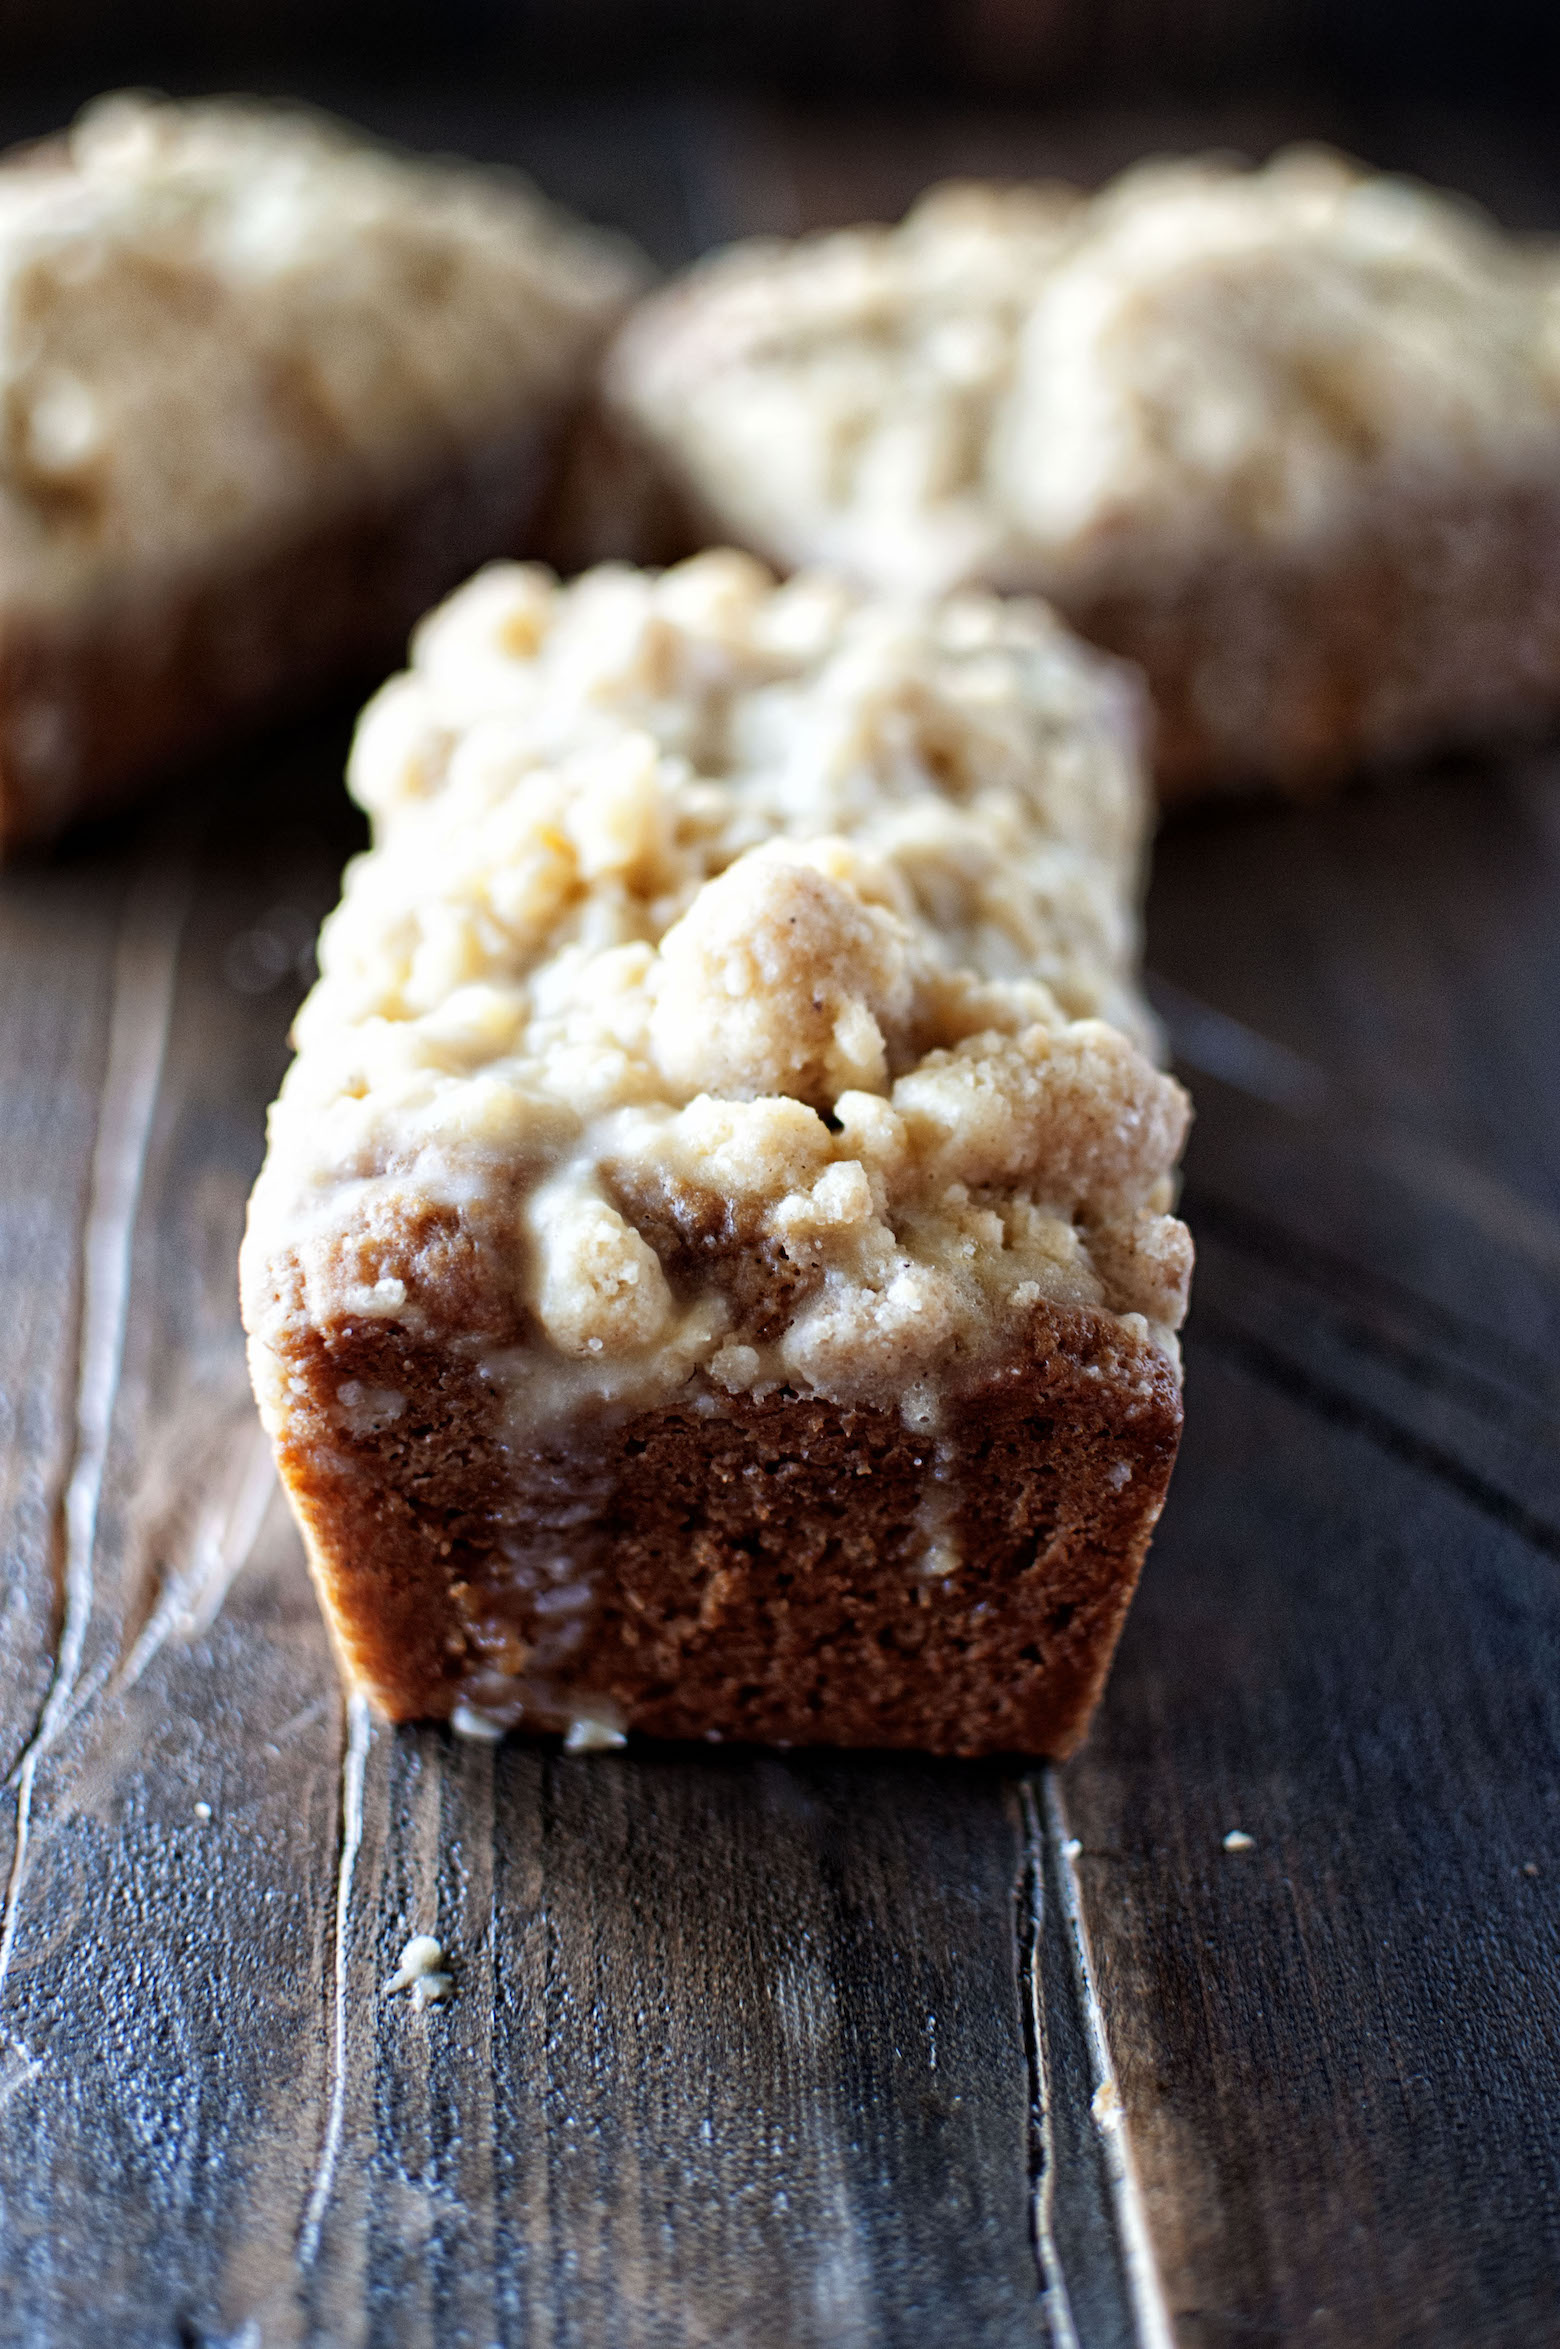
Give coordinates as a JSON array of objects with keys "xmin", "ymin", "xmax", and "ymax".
[
  {"xmin": 1060, "ymin": 752, "xmax": 1560, "ymax": 2346},
  {"xmin": 13, "ymin": 745, "xmax": 1560, "ymax": 2342},
  {"xmin": 1150, "ymin": 757, "xmax": 1560, "ymax": 1361},
  {"xmin": 294, "ymin": 1738, "xmax": 1065, "ymax": 2348},
  {"xmin": 0, "ymin": 854, "xmax": 123, "ymax": 1801},
  {"xmin": 0, "ymin": 747, "xmax": 356, "ymax": 2341},
  {"xmin": 1065, "ymin": 1339, "xmax": 1560, "ymax": 2348}
]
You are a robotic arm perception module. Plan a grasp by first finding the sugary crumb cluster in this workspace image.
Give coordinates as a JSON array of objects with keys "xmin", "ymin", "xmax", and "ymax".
[
  {"xmin": 0, "ymin": 92, "xmax": 641, "ymax": 605},
  {"xmin": 243, "ymin": 552, "xmax": 1190, "ymax": 1429},
  {"xmin": 607, "ymin": 149, "xmax": 1560, "ymax": 599}
]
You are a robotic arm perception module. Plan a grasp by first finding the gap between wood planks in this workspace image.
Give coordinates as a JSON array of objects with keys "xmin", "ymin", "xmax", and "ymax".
[
  {"xmin": 297, "ymin": 1689, "xmax": 373, "ymax": 2270},
  {"xmin": 1020, "ymin": 1772, "xmax": 1176, "ymax": 2349}
]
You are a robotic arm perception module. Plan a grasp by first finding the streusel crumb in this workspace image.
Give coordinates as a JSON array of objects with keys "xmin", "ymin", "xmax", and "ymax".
[
  {"xmin": 607, "ymin": 149, "xmax": 1560, "ymax": 602},
  {"xmin": 244, "ymin": 552, "xmax": 1188, "ymax": 1436},
  {"xmin": 0, "ymin": 91, "xmax": 642, "ymax": 610}
]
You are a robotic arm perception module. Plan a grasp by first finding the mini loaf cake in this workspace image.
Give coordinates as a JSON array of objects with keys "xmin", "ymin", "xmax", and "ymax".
[
  {"xmin": 602, "ymin": 150, "xmax": 1560, "ymax": 798},
  {"xmin": 241, "ymin": 551, "xmax": 1192, "ymax": 1758},
  {"xmin": 0, "ymin": 92, "xmax": 643, "ymax": 850}
]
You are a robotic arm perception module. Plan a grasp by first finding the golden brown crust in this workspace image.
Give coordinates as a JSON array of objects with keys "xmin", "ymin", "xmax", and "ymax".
[
  {"xmin": 0, "ymin": 416, "xmax": 563, "ymax": 852},
  {"xmin": 264, "ymin": 1292, "xmax": 1181, "ymax": 1760}
]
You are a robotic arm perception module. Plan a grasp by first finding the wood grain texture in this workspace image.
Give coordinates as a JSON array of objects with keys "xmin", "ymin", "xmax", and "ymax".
[
  {"xmin": 0, "ymin": 853, "xmax": 121, "ymax": 1795},
  {"xmin": 1060, "ymin": 752, "xmax": 1560, "ymax": 2346},
  {"xmin": 0, "ymin": 755, "xmax": 352, "ymax": 2342}
]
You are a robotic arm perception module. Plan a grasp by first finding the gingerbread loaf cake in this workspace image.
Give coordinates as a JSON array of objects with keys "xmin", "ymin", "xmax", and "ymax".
[
  {"xmin": 241, "ymin": 551, "xmax": 1192, "ymax": 1757},
  {"xmin": 0, "ymin": 92, "xmax": 644, "ymax": 851},
  {"xmin": 600, "ymin": 150, "xmax": 1560, "ymax": 799}
]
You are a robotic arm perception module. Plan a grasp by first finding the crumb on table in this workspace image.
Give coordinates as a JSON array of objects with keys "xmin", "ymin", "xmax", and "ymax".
[{"xmin": 384, "ymin": 1933, "xmax": 455, "ymax": 2011}]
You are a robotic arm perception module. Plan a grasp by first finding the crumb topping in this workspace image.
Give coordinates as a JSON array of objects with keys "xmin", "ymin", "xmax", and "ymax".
[
  {"xmin": 0, "ymin": 92, "xmax": 642, "ymax": 603},
  {"xmin": 608, "ymin": 180, "xmax": 1079, "ymax": 591},
  {"xmin": 608, "ymin": 148, "xmax": 1560, "ymax": 597},
  {"xmin": 384, "ymin": 1933, "xmax": 454, "ymax": 2010},
  {"xmin": 242, "ymin": 552, "xmax": 1189, "ymax": 1429}
]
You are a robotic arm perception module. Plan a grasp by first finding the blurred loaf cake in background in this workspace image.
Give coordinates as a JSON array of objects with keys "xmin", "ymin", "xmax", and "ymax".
[
  {"xmin": 600, "ymin": 148, "xmax": 1560, "ymax": 800},
  {"xmin": 0, "ymin": 91, "xmax": 645, "ymax": 851},
  {"xmin": 240, "ymin": 549, "xmax": 1191, "ymax": 1758}
]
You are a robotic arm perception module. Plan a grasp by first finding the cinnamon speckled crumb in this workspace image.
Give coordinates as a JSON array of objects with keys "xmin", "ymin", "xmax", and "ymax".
[{"xmin": 243, "ymin": 552, "xmax": 1188, "ymax": 1437}]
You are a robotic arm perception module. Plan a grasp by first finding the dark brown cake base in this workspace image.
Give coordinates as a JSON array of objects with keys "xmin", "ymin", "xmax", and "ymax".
[
  {"xmin": 0, "ymin": 414, "xmax": 565, "ymax": 853},
  {"xmin": 1068, "ymin": 482, "xmax": 1560, "ymax": 802},
  {"xmin": 265, "ymin": 1298, "xmax": 1183, "ymax": 1760}
]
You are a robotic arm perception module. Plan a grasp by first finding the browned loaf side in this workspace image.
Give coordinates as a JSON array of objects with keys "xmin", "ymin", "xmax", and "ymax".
[
  {"xmin": 0, "ymin": 419, "xmax": 559, "ymax": 852},
  {"xmin": 0, "ymin": 91, "xmax": 645, "ymax": 850},
  {"xmin": 265, "ymin": 1265, "xmax": 1180, "ymax": 1759},
  {"xmin": 1070, "ymin": 482, "xmax": 1560, "ymax": 803}
]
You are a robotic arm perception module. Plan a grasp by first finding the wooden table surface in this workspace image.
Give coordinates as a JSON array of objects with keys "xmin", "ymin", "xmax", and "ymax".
[{"xmin": 1, "ymin": 89, "xmax": 1559, "ymax": 2349}]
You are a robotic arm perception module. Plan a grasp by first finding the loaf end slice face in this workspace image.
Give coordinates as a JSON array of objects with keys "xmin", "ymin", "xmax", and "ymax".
[
  {"xmin": 242, "ymin": 552, "xmax": 1191, "ymax": 1756},
  {"xmin": 0, "ymin": 92, "xmax": 645, "ymax": 850},
  {"xmin": 259, "ymin": 1291, "xmax": 1179, "ymax": 1758}
]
